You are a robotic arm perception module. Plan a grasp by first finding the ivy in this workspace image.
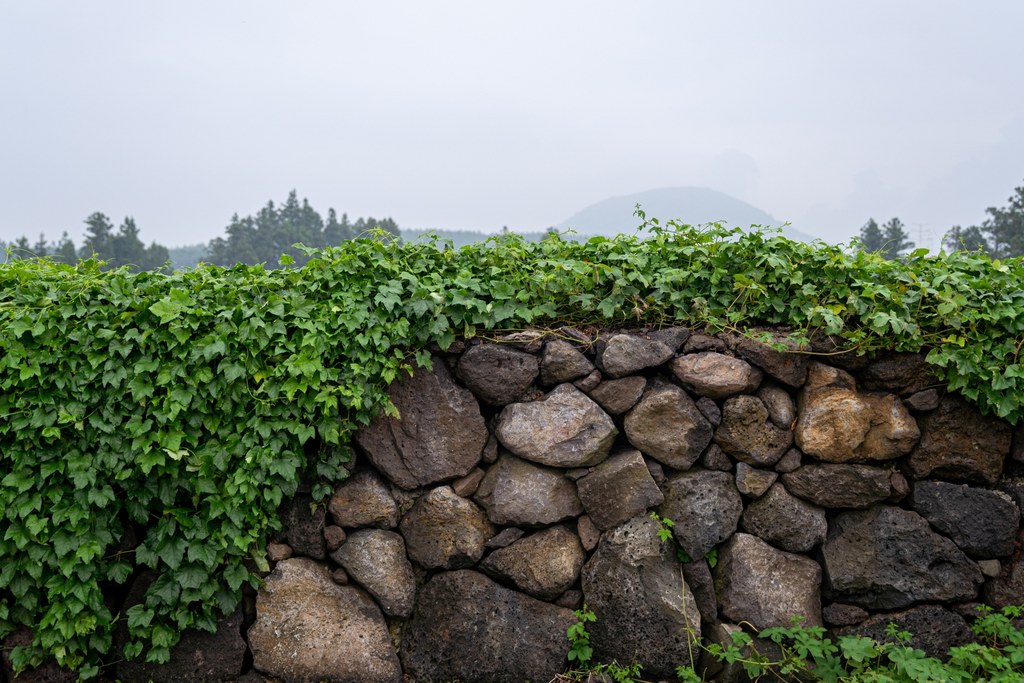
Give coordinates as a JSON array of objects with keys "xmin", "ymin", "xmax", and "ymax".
[{"xmin": 1, "ymin": 221, "xmax": 1023, "ymax": 676}]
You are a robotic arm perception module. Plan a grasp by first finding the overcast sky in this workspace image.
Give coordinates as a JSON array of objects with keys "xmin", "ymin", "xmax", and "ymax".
[{"xmin": 2, "ymin": 2, "xmax": 1022, "ymax": 250}]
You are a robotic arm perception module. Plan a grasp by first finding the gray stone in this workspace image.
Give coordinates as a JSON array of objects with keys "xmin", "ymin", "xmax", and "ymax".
[
  {"xmin": 482, "ymin": 433, "xmax": 499, "ymax": 463},
  {"xmin": 695, "ymin": 396, "xmax": 721, "ymax": 425},
  {"xmin": 714, "ymin": 395, "xmax": 793, "ymax": 466},
  {"xmin": 354, "ymin": 358, "xmax": 487, "ymax": 489},
  {"xmin": 555, "ymin": 589, "xmax": 584, "ymax": 610},
  {"xmin": 574, "ymin": 368, "xmax": 603, "ymax": 392},
  {"xmin": 904, "ymin": 388, "xmax": 941, "ymax": 412},
  {"xmin": 266, "ymin": 542, "xmax": 292, "ymax": 562},
  {"xmin": 456, "ymin": 343, "xmax": 540, "ymax": 405},
  {"xmin": 658, "ymin": 469, "xmax": 743, "ymax": 560},
  {"xmin": 540, "ymin": 339, "xmax": 595, "ymax": 385},
  {"xmin": 497, "ymin": 330, "xmax": 546, "ymax": 353},
  {"xmin": 480, "ymin": 526, "xmax": 585, "ymax": 600},
  {"xmin": 451, "ymin": 467, "xmax": 485, "ymax": 498},
  {"xmin": 496, "ymin": 384, "xmax": 617, "ymax": 467},
  {"xmin": 741, "ymin": 482, "xmax": 827, "ymax": 553},
  {"xmin": 906, "ymin": 396, "xmax": 1012, "ymax": 486},
  {"xmin": 911, "ymin": 481, "xmax": 1020, "ymax": 558},
  {"xmin": 577, "ymin": 515, "xmax": 601, "ymax": 551},
  {"xmin": 400, "ymin": 570, "xmax": 575, "ymax": 683},
  {"xmin": 734, "ymin": 462, "xmax": 778, "ymax": 498},
  {"xmin": 727, "ymin": 331, "xmax": 811, "ymax": 388},
  {"xmin": 823, "ymin": 603, "xmax": 869, "ymax": 627},
  {"xmin": 331, "ymin": 529, "xmax": 416, "ymax": 618},
  {"xmin": 645, "ymin": 458, "xmax": 666, "ymax": 484},
  {"xmin": 649, "ymin": 326, "xmax": 691, "ymax": 351},
  {"xmin": 485, "ymin": 527, "xmax": 525, "ymax": 549},
  {"xmin": 702, "ymin": 443, "xmax": 733, "ymax": 471},
  {"xmin": 837, "ymin": 605, "xmax": 972, "ymax": 661},
  {"xmin": 795, "ymin": 363, "xmax": 920, "ymax": 463},
  {"xmin": 998, "ymin": 476, "xmax": 1024, "ymax": 517},
  {"xmin": 860, "ymin": 353, "xmax": 940, "ymax": 396},
  {"xmin": 581, "ymin": 514, "xmax": 702, "ymax": 677},
  {"xmin": 399, "ymin": 486, "xmax": 493, "ymax": 570},
  {"xmin": 683, "ymin": 558, "xmax": 719, "ymax": 624},
  {"xmin": 683, "ymin": 333, "xmax": 728, "ymax": 354},
  {"xmin": 248, "ymin": 558, "xmax": 401, "ymax": 683},
  {"xmin": 715, "ymin": 533, "xmax": 823, "ymax": 630},
  {"xmin": 587, "ymin": 376, "xmax": 647, "ymax": 415},
  {"xmin": 328, "ymin": 469, "xmax": 400, "ymax": 529},
  {"xmin": 978, "ymin": 559, "xmax": 1003, "ymax": 577},
  {"xmin": 781, "ymin": 464, "xmax": 893, "ymax": 509},
  {"xmin": 474, "ymin": 453, "xmax": 583, "ymax": 526},
  {"xmin": 774, "ymin": 448, "xmax": 803, "ymax": 473},
  {"xmin": 671, "ymin": 352, "xmax": 763, "ymax": 399},
  {"xmin": 576, "ymin": 450, "xmax": 665, "ymax": 530},
  {"xmin": 599, "ymin": 333, "xmax": 675, "ymax": 377},
  {"xmin": 983, "ymin": 555, "xmax": 1024, "ymax": 608},
  {"xmin": 757, "ymin": 384, "xmax": 796, "ymax": 428},
  {"xmin": 624, "ymin": 384, "xmax": 713, "ymax": 469},
  {"xmin": 822, "ymin": 506, "xmax": 983, "ymax": 609},
  {"xmin": 277, "ymin": 493, "xmax": 326, "ymax": 560}
]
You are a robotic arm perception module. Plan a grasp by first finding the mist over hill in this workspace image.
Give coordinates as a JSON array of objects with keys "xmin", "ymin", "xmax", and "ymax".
[{"xmin": 556, "ymin": 186, "xmax": 819, "ymax": 243}]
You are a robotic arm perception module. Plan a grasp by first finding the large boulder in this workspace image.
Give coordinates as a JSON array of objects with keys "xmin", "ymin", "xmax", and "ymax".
[
  {"xmin": 624, "ymin": 384, "xmax": 713, "ymax": 469},
  {"xmin": 911, "ymin": 481, "xmax": 1020, "ymax": 559},
  {"xmin": 670, "ymin": 352, "xmax": 763, "ymax": 399},
  {"xmin": 540, "ymin": 339, "xmax": 595, "ymax": 385},
  {"xmin": 399, "ymin": 486, "xmax": 494, "ymax": 570},
  {"xmin": 821, "ymin": 506, "xmax": 983, "ymax": 609},
  {"xmin": 474, "ymin": 453, "xmax": 583, "ymax": 526},
  {"xmin": 794, "ymin": 363, "xmax": 919, "ymax": 463},
  {"xmin": 781, "ymin": 464, "xmax": 893, "ymax": 509},
  {"xmin": 658, "ymin": 469, "xmax": 743, "ymax": 561},
  {"xmin": 576, "ymin": 450, "xmax": 665, "ymax": 530},
  {"xmin": 905, "ymin": 396, "xmax": 1012, "ymax": 486},
  {"xmin": 495, "ymin": 384, "xmax": 617, "ymax": 467},
  {"xmin": 400, "ymin": 570, "xmax": 575, "ymax": 683},
  {"xmin": 713, "ymin": 395, "xmax": 793, "ymax": 466},
  {"xmin": 355, "ymin": 358, "xmax": 487, "ymax": 489},
  {"xmin": 327, "ymin": 469, "xmax": 399, "ymax": 529},
  {"xmin": 480, "ymin": 525, "xmax": 585, "ymax": 600},
  {"xmin": 837, "ymin": 605, "xmax": 972, "ymax": 661},
  {"xmin": 248, "ymin": 558, "xmax": 401, "ymax": 683},
  {"xmin": 456, "ymin": 343, "xmax": 539, "ymax": 405},
  {"xmin": 331, "ymin": 529, "xmax": 416, "ymax": 618},
  {"xmin": 581, "ymin": 514, "xmax": 702, "ymax": 677},
  {"xmin": 741, "ymin": 482, "xmax": 827, "ymax": 553},
  {"xmin": 598, "ymin": 333, "xmax": 675, "ymax": 377},
  {"xmin": 715, "ymin": 533, "xmax": 823, "ymax": 630}
]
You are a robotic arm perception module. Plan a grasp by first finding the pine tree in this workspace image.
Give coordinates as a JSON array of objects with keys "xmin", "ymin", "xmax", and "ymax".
[
  {"xmin": 859, "ymin": 218, "xmax": 884, "ymax": 252},
  {"xmin": 82, "ymin": 212, "xmax": 115, "ymax": 259},
  {"xmin": 880, "ymin": 218, "xmax": 914, "ymax": 259}
]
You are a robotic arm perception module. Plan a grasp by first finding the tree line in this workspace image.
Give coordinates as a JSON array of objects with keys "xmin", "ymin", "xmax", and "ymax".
[
  {"xmin": 0, "ymin": 190, "xmax": 399, "ymax": 270},
  {"xmin": 857, "ymin": 178, "xmax": 1024, "ymax": 259}
]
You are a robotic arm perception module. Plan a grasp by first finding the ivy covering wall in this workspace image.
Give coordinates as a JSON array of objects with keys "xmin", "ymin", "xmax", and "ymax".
[{"xmin": 1, "ymin": 219, "xmax": 1023, "ymax": 675}]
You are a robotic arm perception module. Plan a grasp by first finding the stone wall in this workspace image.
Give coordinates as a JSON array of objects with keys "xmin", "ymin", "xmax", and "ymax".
[{"xmin": 9, "ymin": 328, "xmax": 1024, "ymax": 683}]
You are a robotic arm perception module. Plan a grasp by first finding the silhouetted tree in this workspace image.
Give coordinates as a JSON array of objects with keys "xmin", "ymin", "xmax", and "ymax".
[{"xmin": 859, "ymin": 218, "xmax": 884, "ymax": 252}]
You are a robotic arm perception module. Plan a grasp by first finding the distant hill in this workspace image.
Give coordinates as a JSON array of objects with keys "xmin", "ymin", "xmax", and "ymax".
[{"xmin": 556, "ymin": 187, "xmax": 819, "ymax": 243}]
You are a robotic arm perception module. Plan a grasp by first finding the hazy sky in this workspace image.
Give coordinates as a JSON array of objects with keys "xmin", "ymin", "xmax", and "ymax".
[{"xmin": 2, "ymin": 2, "xmax": 1023, "ymax": 250}]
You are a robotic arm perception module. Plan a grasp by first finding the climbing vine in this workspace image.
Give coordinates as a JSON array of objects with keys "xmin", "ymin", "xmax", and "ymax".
[{"xmin": 1, "ymin": 219, "xmax": 1022, "ymax": 675}]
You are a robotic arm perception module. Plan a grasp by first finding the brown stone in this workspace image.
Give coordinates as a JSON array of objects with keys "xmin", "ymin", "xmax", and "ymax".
[
  {"xmin": 624, "ymin": 384, "xmax": 713, "ymax": 469},
  {"xmin": 670, "ymin": 352, "xmax": 763, "ymax": 399},
  {"xmin": 906, "ymin": 395, "xmax": 1011, "ymax": 486}
]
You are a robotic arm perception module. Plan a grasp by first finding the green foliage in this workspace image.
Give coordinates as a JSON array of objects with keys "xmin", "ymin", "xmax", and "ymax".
[
  {"xmin": 945, "ymin": 179, "xmax": 1024, "ymax": 258},
  {"xmin": 4, "ymin": 217, "xmax": 1024, "ymax": 675},
  {"xmin": 567, "ymin": 607, "xmax": 596, "ymax": 666}
]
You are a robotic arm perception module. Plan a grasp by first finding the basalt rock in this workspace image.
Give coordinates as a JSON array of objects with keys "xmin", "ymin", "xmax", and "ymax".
[
  {"xmin": 624, "ymin": 384, "xmax": 713, "ymax": 469},
  {"xmin": 587, "ymin": 376, "xmax": 647, "ymax": 415},
  {"xmin": 741, "ymin": 482, "xmax": 827, "ymax": 553},
  {"xmin": 480, "ymin": 525, "xmax": 585, "ymax": 600},
  {"xmin": 576, "ymin": 449, "xmax": 665, "ymax": 530},
  {"xmin": 399, "ymin": 486, "xmax": 493, "ymax": 570},
  {"xmin": 328, "ymin": 469, "xmax": 400, "ymax": 529},
  {"xmin": 456, "ymin": 343, "xmax": 540, "ymax": 405},
  {"xmin": 726, "ymin": 331, "xmax": 810, "ymax": 388},
  {"xmin": 540, "ymin": 339, "xmax": 595, "ymax": 386},
  {"xmin": 911, "ymin": 481, "xmax": 1020, "ymax": 559},
  {"xmin": 474, "ymin": 453, "xmax": 583, "ymax": 527},
  {"xmin": 331, "ymin": 529, "xmax": 416, "ymax": 618},
  {"xmin": 906, "ymin": 395, "xmax": 1012, "ymax": 486},
  {"xmin": 837, "ymin": 605, "xmax": 972, "ymax": 660},
  {"xmin": 598, "ymin": 333, "xmax": 675, "ymax": 378},
  {"xmin": 658, "ymin": 469, "xmax": 743, "ymax": 561},
  {"xmin": 714, "ymin": 395, "xmax": 793, "ymax": 466},
  {"xmin": 670, "ymin": 352, "xmax": 763, "ymax": 399},
  {"xmin": 781, "ymin": 464, "xmax": 893, "ymax": 509}
]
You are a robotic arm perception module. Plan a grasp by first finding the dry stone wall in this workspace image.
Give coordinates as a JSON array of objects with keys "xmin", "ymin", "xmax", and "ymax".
[{"xmin": 16, "ymin": 328, "xmax": 1023, "ymax": 683}]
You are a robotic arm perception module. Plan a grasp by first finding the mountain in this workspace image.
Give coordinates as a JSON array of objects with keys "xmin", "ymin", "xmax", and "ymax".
[{"xmin": 556, "ymin": 187, "xmax": 819, "ymax": 243}]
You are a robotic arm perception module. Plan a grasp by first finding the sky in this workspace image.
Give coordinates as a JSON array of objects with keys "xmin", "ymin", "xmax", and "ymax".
[{"xmin": 2, "ymin": 2, "xmax": 1023, "ymax": 250}]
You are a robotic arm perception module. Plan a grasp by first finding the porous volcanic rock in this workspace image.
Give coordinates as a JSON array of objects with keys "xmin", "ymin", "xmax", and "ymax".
[
  {"xmin": 248, "ymin": 558, "xmax": 401, "ymax": 683},
  {"xmin": 822, "ymin": 603, "xmax": 869, "ymax": 627},
  {"xmin": 581, "ymin": 514, "xmax": 702, "ymax": 677},
  {"xmin": 540, "ymin": 339, "xmax": 595, "ymax": 385},
  {"xmin": 822, "ymin": 506, "xmax": 982, "ymax": 609},
  {"xmin": 480, "ymin": 525, "xmax": 585, "ymax": 600},
  {"xmin": 726, "ymin": 331, "xmax": 810, "ymax": 388},
  {"xmin": 658, "ymin": 469, "xmax": 743, "ymax": 560},
  {"xmin": 794, "ymin": 362, "xmax": 919, "ymax": 463},
  {"xmin": 277, "ymin": 493, "xmax": 326, "ymax": 560},
  {"xmin": 624, "ymin": 384, "xmax": 713, "ymax": 469},
  {"xmin": 911, "ymin": 481, "xmax": 1020, "ymax": 559},
  {"xmin": 758, "ymin": 384, "xmax": 796, "ymax": 428},
  {"xmin": 328, "ymin": 469, "xmax": 400, "ymax": 529},
  {"xmin": 860, "ymin": 353, "xmax": 940, "ymax": 396},
  {"xmin": 456, "ymin": 343, "xmax": 539, "ymax": 405},
  {"xmin": 331, "ymin": 529, "xmax": 416, "ymax": 618},
  {"xmin": 734, "ymin": 462, "xmax": 778, "ymax": 498},
  {"xmin": 741, "ymin": 482, "xmax": 827, "ymax": 553},
  {"xmin": 983, "ymin": 555, "xmax": 1024, "ymax": 609},
  {"xmin": 715, "ymin": 532, "xmax": 823, "ymax": 630},
  {"xmin": 576, "ymin": 449, "xmax": 665, "ymax": 530},
  {"xmin": 354, "ymin": 358, "xmax": 487, "ymax": 489},
  {"xmin": 598, "ymin": 333, "xmax": 675, "ymax": 377},
  {"xmin": 714, "ymin": 395, "xmax": 793, "ymax": 466},
  {"xmin": 400, "ymin": 570, "xmax": 575, "ymax": 683},
  {"xmin": 781, "ymin": 464, "xmax": 893, "ymax": 509},
  {"xmin": 495, "ymin": 384, "xmax": 617, "ymax": 468},
  {"xmin": 670, "ymin": 352, "xmax": 763, "ymax": 399},
  {"xmin": 837, "ymin": 605, "xmax": 972, "ymax": 660},
  {"xmin": 474, "ymin": 453, "xmax": 583, "ymax": 526},
  {"xmin": 905, "ymin": 396, "xmax": 1012, "ymax": 486},
  {"xmin": 399, "ymin": 486, "xmax": 494, "ymax": 570},
  {"xmin": 587, "ymin": 375, "xmax": 647, "ymax": 415}
]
